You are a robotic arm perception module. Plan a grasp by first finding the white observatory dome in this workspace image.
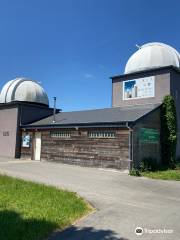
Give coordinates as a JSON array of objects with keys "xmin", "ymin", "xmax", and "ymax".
[
  {"xmin": 0, "ymin": 78, "xmax": 49, "ymax": 106},
  {"xmin": 124, "ymin": 42, "xmax": 180, "ymax": 74}
]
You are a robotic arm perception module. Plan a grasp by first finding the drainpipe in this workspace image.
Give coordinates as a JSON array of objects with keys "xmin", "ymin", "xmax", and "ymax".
[
  {"xmin": 53, "ymin": 97, "xmax": 56, "ymax": 123},
  {"xmin": 126, "ymin": 122, "xmax": 133, "ymax": 170}
]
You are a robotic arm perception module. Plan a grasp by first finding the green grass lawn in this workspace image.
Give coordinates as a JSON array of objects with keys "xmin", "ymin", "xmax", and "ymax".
[
  {"xmin": 0, "ymin": 175, "xmax": 92, "ymax": 240},
  {"xmin": 141, "ymin": 169, "xmax": 180, "ymax": 181}
]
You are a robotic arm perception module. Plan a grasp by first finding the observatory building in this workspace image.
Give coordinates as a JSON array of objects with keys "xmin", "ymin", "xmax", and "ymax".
[
  {"xmin": 0, "ymin": 42, "xmax": 180, "ymax": 170},
  {"xmin": 0, "ymin": 78, "xmax": 57, "ymax": 158}
]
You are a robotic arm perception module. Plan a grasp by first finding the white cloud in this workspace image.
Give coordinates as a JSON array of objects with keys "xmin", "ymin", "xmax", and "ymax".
[{"xmin": 84, "ymin": 73, "xmax": 94, "ymax": 79}]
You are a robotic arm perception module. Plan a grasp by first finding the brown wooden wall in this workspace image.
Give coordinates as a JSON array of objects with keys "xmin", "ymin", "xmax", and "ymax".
[{"xmin": 40, "ymin": 128, "xmax": 130, "ymax": 169}]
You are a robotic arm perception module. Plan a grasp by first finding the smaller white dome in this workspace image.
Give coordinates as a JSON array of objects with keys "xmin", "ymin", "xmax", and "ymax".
[
  {"xmin": 125, "ymin": 42, "xmax": 180, "ymax": 74},
  {"xmin": 0, "ymin": 78, "xmax": 49, "ymax": 106}
]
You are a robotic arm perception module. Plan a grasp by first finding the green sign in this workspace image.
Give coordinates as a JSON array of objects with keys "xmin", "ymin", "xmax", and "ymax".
[{"xmin": 139, "ymin": 128, "xmax": 159, "ymax": 143}]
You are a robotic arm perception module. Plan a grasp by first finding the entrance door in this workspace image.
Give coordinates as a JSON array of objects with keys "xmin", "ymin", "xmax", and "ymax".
[{"xmin": 34, "ymin": 132, "xmax": 41, "ymax": 161}]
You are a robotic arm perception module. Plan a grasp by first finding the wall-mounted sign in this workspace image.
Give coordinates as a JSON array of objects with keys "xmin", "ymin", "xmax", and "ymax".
[
  {"xmin": 22, "ymin": 133, "xmax": 31, "ymax": 148},
  {"xmin": 139, "ymin": 128, "xmax": 159, "ymax": 144},
  {"xmin": 3, "ymin": 131, "xmax": 9, "ymax": 136},
  {"xmin": 123, "ymin": 76, "xmax": 155, "ymax": 100}
]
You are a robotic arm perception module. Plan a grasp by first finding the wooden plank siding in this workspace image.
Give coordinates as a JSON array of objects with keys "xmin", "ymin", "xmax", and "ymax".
[
  {"xmin": 42, "ymin": 128, "xmax": 130, "ymax": 169},
  {"xmin": 20, "ymin": 128, "xmax": 131, "ymax": 169}
]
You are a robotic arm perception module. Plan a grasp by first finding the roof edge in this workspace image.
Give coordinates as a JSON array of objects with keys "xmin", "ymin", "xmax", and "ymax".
[
  {"xmin": 21, "ymin": 122, "xmax": 131, "ymax": 130},
  {"xmin": 0, "ymin": 101, "xmax": 60, "ymax": 110},
  {"xmin": 133, "ymin": 104, "xmax": 162, "ymax": 124},
  {"xmin": 110, "ymin": 65, "xmax": 180, "ymax": 79}
]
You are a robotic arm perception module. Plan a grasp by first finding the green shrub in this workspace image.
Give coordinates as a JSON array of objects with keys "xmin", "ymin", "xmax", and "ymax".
[
  {"xmin": 161, "ymin": 95, "xmax": 177, "ymax": 169},
  {"xmin": 129, "ymin": 168, "xmax": 141, "ymax": 176},
  {"xmin": 140, "ymin": 157, "xmax": 159, "ymax": 172},
  {"xmin": 175, "ymin": 162, "xmax": 180, "ymax": 170}
]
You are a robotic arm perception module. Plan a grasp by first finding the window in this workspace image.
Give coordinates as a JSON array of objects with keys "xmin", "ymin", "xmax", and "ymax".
[
  {"xmin": 50, "ymin": 132, "xmax": 71, "ymax": 138},
  {"xmin": 88, "ymin": 131, "xmax": 115, "ymax": 138}
]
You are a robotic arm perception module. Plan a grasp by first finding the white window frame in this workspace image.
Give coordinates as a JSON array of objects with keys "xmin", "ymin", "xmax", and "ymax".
[
  {"xmin": 88, "ymin": 131, "xmax": 115, "ymax": 139},
  {"xmin": 50, "ymin": 131, "xmax": 71, "ymax": 139}
]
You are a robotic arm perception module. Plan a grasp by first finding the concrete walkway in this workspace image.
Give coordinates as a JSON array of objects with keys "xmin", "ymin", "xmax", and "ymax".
[{"xmin": 0, "ymin": 159, "xmax": 180, "ymax": 240}]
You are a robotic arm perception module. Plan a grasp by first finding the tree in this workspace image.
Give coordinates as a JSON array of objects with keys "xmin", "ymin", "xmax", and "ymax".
[{"xmin": 161, "ymin": 95, "xmax": 177, "ymax": 168}]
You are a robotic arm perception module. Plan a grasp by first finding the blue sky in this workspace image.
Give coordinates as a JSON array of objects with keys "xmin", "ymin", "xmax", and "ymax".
[{"xmin": 0, "ymin": 0, "xmax": 180, "ymax": 111}]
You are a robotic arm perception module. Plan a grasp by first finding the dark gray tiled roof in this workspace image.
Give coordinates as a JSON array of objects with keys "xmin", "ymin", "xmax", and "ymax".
[{"xmin": 27, "ymin": 104, "xmax": 161, "ymax": 127}]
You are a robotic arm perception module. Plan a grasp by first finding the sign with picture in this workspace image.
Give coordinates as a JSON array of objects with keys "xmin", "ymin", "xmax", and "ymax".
[
  {"xmin": 123, "ymin": 76, "xmax": 155, "ymax": 100},
  {"xmin": 22, "ymin": 133, "xmax": 31, "ymax": 148}
]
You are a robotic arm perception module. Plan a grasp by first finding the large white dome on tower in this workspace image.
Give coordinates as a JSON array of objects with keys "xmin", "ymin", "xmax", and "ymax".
[
  {"xmin": 0, "ymin": 78, "xmax": 49, "ymax": 106},
  {"xmin": 124, "ymin": 42, "xmax": 180, "ymax": 74}
]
